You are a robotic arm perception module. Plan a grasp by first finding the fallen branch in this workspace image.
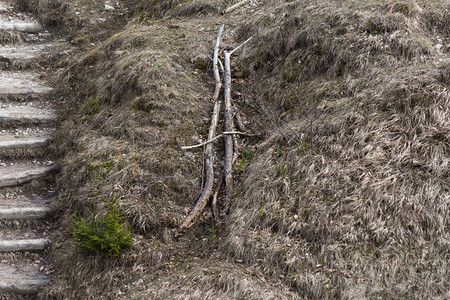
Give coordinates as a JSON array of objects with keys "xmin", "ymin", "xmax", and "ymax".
[
  {"xmin": 181, "ymin": 131, "xmax": 252, "ymax": 150},
  {"xmin": 222, "ymin": 38, "xmax": 252, "ymax": 203},
  {"xmin": 229, "ymin": 37, "xmax": 252, "ymax": 55},
  {"xmin": 221, "ymin": 0, "xmax": 250, "ymax": 14},
  {"xmin": 212, "ymin": 174, "xmax": 224, "ymax": 224},
  {"xmin": 223, "ymin": 51, "xmax": 234, "ymax": 203},
  {"xmin": 212, "ymin": 25, "xmax": 225, "ymax": 101},
  {"xmin": 179, "ymin": 25, "xmax": 224, "ymax": 231}
]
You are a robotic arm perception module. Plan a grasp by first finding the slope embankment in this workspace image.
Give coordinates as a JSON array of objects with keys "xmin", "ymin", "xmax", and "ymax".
[{"xmin": 14, "ymin": 0, "xmax": 449, "ymax": 299}]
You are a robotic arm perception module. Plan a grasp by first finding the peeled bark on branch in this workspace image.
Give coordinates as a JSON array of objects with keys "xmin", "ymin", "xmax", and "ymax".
[
  {"xmin": 212, "ymin": 25, "xmax": 225, "ymax": 101},
  {"xmin": 212, "ymin": 174, "xmax": 224, "ymax": 224},
  {"xmin": 179, "ymin": 25, "xmax": 224, "ymax": 231},
  {"xmin": 223, "ymin": 51, "xmax": 234, "ymax": 203}
]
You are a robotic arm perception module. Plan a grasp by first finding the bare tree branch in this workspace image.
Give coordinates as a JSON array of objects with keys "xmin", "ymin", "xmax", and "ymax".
[
  {"xmin": 223, "ymin": 51, "xmax": 234, "ymax": 203},
  {"xmin": 229, "ymin": 37, "xmax": 252, "ymax": 55},
  {"xmin": 179, "ymin": 25, "xmax": 224, "ymax": 231}
]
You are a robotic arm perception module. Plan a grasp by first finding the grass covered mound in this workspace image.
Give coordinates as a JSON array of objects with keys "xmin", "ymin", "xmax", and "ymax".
[
  {"xmin": 54, "ymin": 22, "xmax": 215, "ymax": 232},
  {"xmin": 225, "ymin": 0, "xmax": 449, "ymax": 298}
]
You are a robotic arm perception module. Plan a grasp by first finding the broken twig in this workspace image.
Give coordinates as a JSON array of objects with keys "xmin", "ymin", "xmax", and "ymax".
[
  {"xmin": 229, "ymin": 37, "xmax": 252, "ymax": 55},
  {"xmin": 222, "ymin": 0, "xmax": 250, "ymax": 14},
  {"xmin": 181, "ymin": 131, "xmax": 252, "ymax": 150}
]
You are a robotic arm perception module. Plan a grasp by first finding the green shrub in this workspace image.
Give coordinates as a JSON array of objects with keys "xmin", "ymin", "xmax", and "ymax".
[
  {"xmin": 233, "ymin": 147, "xmax": 255, "ymax": 172},
  {"xmin": 74, "ymin": 198, "xmax": 133, "ymax": 256}
]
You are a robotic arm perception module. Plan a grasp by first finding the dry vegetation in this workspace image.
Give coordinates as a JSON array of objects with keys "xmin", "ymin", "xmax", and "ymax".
[
  {"xmin": 13, "ymin": 0, "xmax": 449, "ymax": 299},
  {"xmin": 225, "ymin": 0, "xmax": 449, "ymax": 298}
]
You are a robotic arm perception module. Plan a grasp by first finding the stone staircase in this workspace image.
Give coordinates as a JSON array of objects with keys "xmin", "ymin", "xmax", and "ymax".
[{"xmin": 0, "ymin": 2, "xmax": 58, "ymax": 296}]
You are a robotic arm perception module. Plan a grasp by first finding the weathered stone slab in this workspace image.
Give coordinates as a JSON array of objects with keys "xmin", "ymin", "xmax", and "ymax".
[
  {"xmin": 0, "ymin": 104, "xmax": 55, "ymax": 123},
  {"xmin": 0, "ymin": 262, "xmax": 48, "ymax": 294},
  {"xmin": 0, "ymin": 136, "xmax": 49, "ymax": 149},
  {"xmin": 0, "ymin": 164, "xmax": 58, "ymax": 187},
  {"xmin": 0, "ymin": 43, "xmax": 50, "ymax": 60},
  {"xmin": 0, "ymin": 72, "xmax": 53, "ymax": 94}
]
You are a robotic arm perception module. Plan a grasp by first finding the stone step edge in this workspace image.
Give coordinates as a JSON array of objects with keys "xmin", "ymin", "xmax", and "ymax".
[
  {"xmin": 0, "ymin": 206, "xmax": 52, "ymax": 220},
  {"xmin": 0, "ymin": 279, "xmax": 49, "ymax": 294},
  {"xmin": 0, "ymin": 23, "xmax": 43, "ymax": 33},
  {"xmin": 0, "ymin": 239, "xmax": 49, "ymax": 252},
  {"xmin": 0, "ymin": 86, "xmax": 54, "ymax": 95},
  {"xmin": 0, "ymin": 165, "xmax": 59, "ymax": 188},
  {"xmin": 0, "ymin": 137, "xmax": 50, "ymax": 149},
  {"xmin": 0, "ymin": 112, "xmax": 56, "ymax": 123}
]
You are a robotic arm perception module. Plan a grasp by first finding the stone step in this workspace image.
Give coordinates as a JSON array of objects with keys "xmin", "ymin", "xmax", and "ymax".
[
  {"xmin": 0, "ymin": 239, "xmax": 49, "ymax": 252},
  {"xmin": 0, "ymin": 163, "xmax": 58, "ymax": 188},
  {"xmin": 0, "ymin": 43, "xmax": 50, "ymax": 61},
  {"xmin": 0, "ymin": 22, "xmax": 42, "ymax": 33},
  {"xmin": 0, "ymin": 136, "xmax": 49, "ymax": 149},
  {"xmin": 0, "ymin": 206, "xmax": 51, "ymax": 220},
  {"xmin": 0, "ymin": 3, "xmax": 8, "ymax": 13},
  {"xmin": 0, "ymin": 104, "xmax": 55, "ymax": 125},
  {"xmin": 0, "ymin": 128, "xmax": 54, "ymax": 160},
  {"xmin": 0, "ymin": 128, "xmax": 53, "ymax": 149},
  {"xmin": 0, "ymin": 194, "xmax": 52, "ymax": 220},
  {"xmin": 0, "ymin": 261, "xmax": 48, "ymax": 294},
  {"xmin": 0, "ymin": 12, "xmax": 42, "ymax": 33},
  {"xmin": 0, "ymin": 72, "xmax": 53, "ymax": 95}
]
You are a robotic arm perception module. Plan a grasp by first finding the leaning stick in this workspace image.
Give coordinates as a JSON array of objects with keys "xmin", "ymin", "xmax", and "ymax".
[
  {"xmin": 222, "ymin": 0, "xmax": 250, "ymax": 14},
  {"xmin": 229, "ymin": 37, "xmax": 252, "ymax": 55},
  {"xmin": 179, "ymin": 25, "xmax": 224, "ymax": 230},
  {"xmin": 213, "ymin": 25, "xmax": 225, "ymax": 101},
  {"xmin": 223, "ymin": 51, "xmax": 234, "ymax": 203},
  {"xmin": 222, "ymin": 38, "xmax": 253, "ymax": 203}
]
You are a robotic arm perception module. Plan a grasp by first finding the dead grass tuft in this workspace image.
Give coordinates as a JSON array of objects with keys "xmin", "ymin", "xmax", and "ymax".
[
  {"xmin": 134, "ymin": 259, "xmax": 300, "ymax": 300},
  {"xmin": 14, "ymin": 0, "xmax": 66, "ymax": 27}
]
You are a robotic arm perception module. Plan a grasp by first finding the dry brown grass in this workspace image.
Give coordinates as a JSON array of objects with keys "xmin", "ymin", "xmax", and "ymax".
[
  {"xmin": 134, "ymin": 259, "xmax": 299, "ymax": 300},
  {"xmin": 224, "ymin": 0, "xmax": 450, "ymax": 298},
  {"xmin": 54, "ymin": 21, "xmax": 216, "ymax": 233},
  {"xmin": 14, "ymin": 0, "xmax": 449, "ymax": 298},
  {"xmin": 14, "ymin": 0, "xmax": 65, "ymax": 27},
  {"xmin": 39, "ymin": 8, "xmax": 235, "ymax": 298}
]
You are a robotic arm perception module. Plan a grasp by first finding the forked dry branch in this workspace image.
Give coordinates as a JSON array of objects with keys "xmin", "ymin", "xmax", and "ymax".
[
  {"xmin": 223, "ymin": 37, "xmax": 253, "ymax": 203},
  {"xmin": 180, "ymin": 26, "xmax": 252, "ymax": 229},
  {"xmin": 179, "ymin": 24, "xmax": 224, "ymax": 231},
  {"xmin": 223, "ymin": 51, "xmax": 234, "ymax": 203}
]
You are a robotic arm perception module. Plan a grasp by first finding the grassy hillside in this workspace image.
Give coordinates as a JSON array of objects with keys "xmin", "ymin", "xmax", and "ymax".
[
  {"xmin": 15, "ymin": 0, "xmax": 449, "ymax": 298},
  {"xmin": 225, "ymin": 1, "xmax": 449, "ymax": 298}
]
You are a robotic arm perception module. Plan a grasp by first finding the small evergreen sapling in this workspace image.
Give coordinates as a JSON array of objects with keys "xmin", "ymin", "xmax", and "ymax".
[{"xmin": 74, "ymin": 198, "xmax": 133, "ymax": 256}]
